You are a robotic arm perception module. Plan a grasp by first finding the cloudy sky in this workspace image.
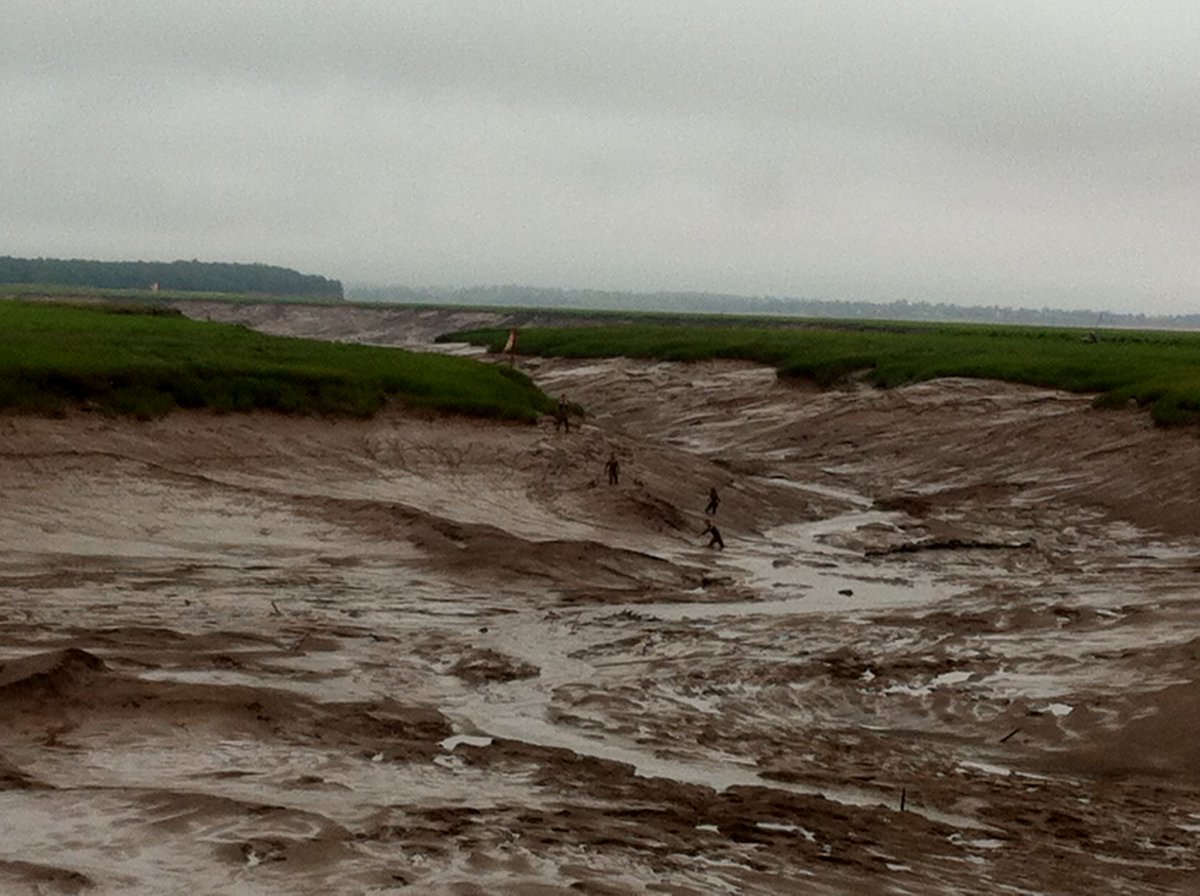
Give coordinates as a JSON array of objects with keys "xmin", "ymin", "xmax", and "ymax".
[{"xmin": 4, "ymin": 2, "xmax": 1199, "ymax": 313}]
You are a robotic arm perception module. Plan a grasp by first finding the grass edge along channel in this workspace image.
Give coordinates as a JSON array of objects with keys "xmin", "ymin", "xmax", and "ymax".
[
  {"xmin": 1, "ymin": 300, "xmax": 554, "ymax": 421},
  {"xmin": 446, "ymin": 319, "xmax": 1200, "ymax": 426}
]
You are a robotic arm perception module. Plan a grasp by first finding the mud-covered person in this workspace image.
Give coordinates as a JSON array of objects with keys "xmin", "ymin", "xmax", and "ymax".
[
  {"xmin": 604, "ymin": 452, "xmax": 620, "ymax": 485},
  {"xmin": 705, "ymin": 486, "xmax": 720, "ymax": 515},
  {"xmin": 554, "ymin": 396, "xmax": 571, "ymax": 432},
  {"xmin": 701, "ymin": 519, "xmax": 724, "ymax": 549}
]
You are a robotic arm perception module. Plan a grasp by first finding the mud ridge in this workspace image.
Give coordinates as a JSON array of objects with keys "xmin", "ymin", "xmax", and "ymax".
[{"xmin": 2, "ymin": 307, "xmax": 1199, "ymax": 893}]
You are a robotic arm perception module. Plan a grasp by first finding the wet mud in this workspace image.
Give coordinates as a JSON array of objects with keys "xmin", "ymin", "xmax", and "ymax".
[{"xmin": 2, "ymin": 303, "xmax": 1200, "ymax": 894}]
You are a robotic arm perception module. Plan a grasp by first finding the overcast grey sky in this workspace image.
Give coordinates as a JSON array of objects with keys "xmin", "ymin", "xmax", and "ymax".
[{"xmin": 4, "ymin": 2, "xmax": 1199, "ymax": 312}]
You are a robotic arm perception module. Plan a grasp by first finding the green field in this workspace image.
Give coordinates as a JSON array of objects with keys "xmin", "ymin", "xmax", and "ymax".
[
  {"xmin": 448, "ymin": 319, "xmax": 1200, "ymax": 425},
  {"xmin": 0, "ymin": 300, "xmax": 553, "ymax": 421}
]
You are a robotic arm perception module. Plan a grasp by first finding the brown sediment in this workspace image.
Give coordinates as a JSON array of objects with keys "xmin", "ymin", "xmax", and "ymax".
[{"xmin": 0, "ymin": 303, "xmax": 1198, "ymax": 893}]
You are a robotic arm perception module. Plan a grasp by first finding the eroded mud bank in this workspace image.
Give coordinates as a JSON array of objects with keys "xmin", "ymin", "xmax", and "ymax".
[{"xmin": 2, "ymin": 304, "xmax": 1199, "ymax": 894}]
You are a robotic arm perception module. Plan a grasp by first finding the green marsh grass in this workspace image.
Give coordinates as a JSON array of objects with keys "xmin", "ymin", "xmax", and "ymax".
[
  {"xmin": 450, "ymin": 320, "xmax": 1200, "ymax": 425},
  {"xmin": 1, "ymin": 300, "xmax": 553, "ymax": 421}
]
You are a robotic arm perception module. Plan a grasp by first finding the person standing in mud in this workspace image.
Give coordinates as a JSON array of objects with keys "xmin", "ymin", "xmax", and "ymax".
[
  {"xmin": 701, "ymin": 519, "xmax": 724, "ymax": 549},
  {"xmin": 705, "ymin": 486, "xmax": 720, "ymax": 516},
  {"xmin": 604, "ymin": 452, "xmax": 620, "ymax": 486},
  {"xmin": 554, "ymin": 396, "xmax": 571, "ymax": 433}
]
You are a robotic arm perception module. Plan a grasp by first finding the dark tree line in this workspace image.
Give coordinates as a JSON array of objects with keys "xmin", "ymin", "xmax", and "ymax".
[{"xmin": 0, "ymin": 256, "xmax": 343, "ymax": 299}]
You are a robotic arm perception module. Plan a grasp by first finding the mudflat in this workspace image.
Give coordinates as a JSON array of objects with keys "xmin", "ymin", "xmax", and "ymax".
[{"xmin": 1, "ymin": 304, "xmax": 1199, "ymax": 895}]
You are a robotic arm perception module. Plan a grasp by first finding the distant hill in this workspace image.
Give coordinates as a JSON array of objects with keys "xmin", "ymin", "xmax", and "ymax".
[
  {"xmin": 349, "ymin": 283, "xmax": 1198, "ymax": 331},
  {"xmin": 0, "ymin": 256, "xmax": 343, "ymax": 299}
]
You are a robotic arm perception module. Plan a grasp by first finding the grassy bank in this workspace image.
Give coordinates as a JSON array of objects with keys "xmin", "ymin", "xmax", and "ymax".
[
  {"xmin": 448, "ymin": 320, "xmax": 1200, "ymax": 425},
  {"xmin": 1, "ymin": 300, "xmax": 553, "ymax": 421}
]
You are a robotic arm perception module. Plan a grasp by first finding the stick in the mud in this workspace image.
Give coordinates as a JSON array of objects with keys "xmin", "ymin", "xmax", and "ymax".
[
  {"xmin": 900, "ymin": 787, "xmax": 907, "ymax": 812},
  {"xmin": 1000, "ymin": 727, "xmax": 1022, "ymax": 744},
  {"xmin": 604, "ymin": 452, "xmax": 620, "ymax": 485},
  {"xmin": 705, "ymin": 486, "xmax": 720, "ymax": 515}
]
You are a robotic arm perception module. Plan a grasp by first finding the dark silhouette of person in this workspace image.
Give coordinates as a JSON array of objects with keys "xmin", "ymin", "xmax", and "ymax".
[
  {"xmin": 705, "ymin": 487, "xmax": 720, "ymax": 515},
  {"xmin": 604, "ymin": 453, "xmax": 620, "ymax": 485},
  {"xmin": 702, "ymin": 519, "xmax": 724, "ymax": 549},
  {"xmin": 555, "ymin": 396, "xmax": 571, "ymax": 432}
]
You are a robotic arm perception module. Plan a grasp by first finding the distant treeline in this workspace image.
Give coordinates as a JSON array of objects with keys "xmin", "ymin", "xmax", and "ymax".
[
  {"xmin": 0, "ymin": 256, "xmax": 343, "ymax": 299},
  {"xmin": 349, "ymin": 283, "xmax": 1197, "ymax": 331}
]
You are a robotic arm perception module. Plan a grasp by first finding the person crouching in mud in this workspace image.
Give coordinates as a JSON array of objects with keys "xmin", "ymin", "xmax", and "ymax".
[{"xmin": 701, "ymin": 519, "xmax": 724, "ymax": 549}]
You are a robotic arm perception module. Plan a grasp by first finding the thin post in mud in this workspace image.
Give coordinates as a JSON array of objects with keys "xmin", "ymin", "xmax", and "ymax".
[{"xmin": 900, "ymin": 787, "xmax": 907, "ymax": 812}]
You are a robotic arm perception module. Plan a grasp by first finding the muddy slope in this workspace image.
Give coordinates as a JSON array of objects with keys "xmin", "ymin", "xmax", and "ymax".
[{"xmin": 1, "ymin": 304, "xmax": 1199, "ymax": 894}]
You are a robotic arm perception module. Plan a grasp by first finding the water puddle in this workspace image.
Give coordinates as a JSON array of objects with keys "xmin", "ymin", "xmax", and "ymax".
[
  {"xmin": 443, "ymin": 705, "xmax": 991, "ymax": 831},
  {"xmin": 641, "ymin": 507, "xmax": 965, "ymax": 617}
]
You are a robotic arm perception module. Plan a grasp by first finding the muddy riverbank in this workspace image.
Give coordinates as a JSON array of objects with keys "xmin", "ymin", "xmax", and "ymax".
[{"xmin": 1, "ymin": 303, "xmax": 1198, "ymax": 894}]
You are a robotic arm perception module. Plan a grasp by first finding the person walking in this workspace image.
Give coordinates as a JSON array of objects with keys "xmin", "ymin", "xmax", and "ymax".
[
  {"xmin": 604, "ymin": 452, "xmax": 620, "ymax": 486},
  {"xmin": 701, "ymin": 519, "xmax": 724, "ymax": 549},
  {"xmin": 705, "ymin": 486, "xmax": 720, "ymax": 515}
]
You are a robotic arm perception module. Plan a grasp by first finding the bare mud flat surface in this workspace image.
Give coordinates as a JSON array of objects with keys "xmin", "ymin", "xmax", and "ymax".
[{"xmin": 3, "ymin": 303, "xmax": 1200, "ymax": 894}]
